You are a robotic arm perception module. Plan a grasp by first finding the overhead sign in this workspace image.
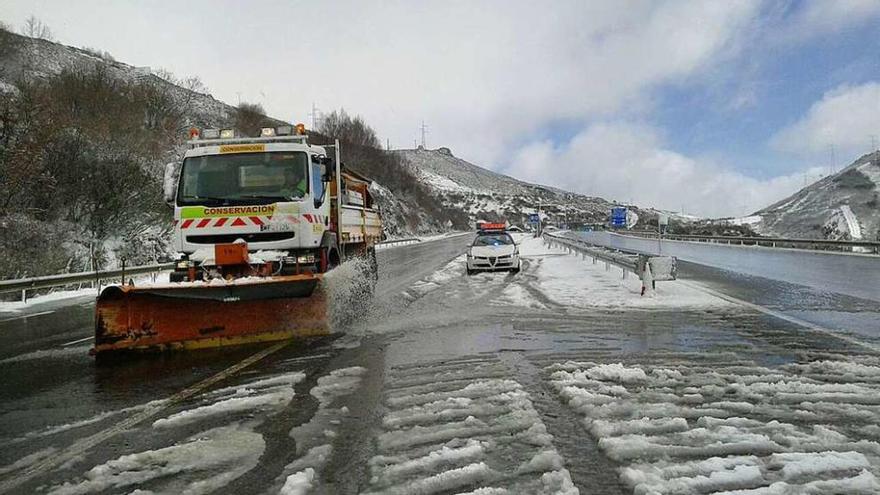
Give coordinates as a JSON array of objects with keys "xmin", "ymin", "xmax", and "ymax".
[
  {"xmin": 611, "ymin": 207, "xmax": 627, "ymax": 228},
  {"xmin": 528, "ymin": 213, "xmax": 540, "ymax": 224}
]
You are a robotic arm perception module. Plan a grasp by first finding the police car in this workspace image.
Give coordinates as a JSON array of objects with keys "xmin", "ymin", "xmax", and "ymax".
[{"xmin": 466, "ymin": 223, "xmax": 521, "ymax": 275}]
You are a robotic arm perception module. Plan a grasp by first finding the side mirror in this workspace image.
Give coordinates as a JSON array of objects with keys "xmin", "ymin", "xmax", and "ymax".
[
  {"xmin": 313, "ymin": 155, "xmax": 334, "ymax": 181},
  {"xmin": 163, "ymin": 162, "xmax": 181, "ymax": 204}
]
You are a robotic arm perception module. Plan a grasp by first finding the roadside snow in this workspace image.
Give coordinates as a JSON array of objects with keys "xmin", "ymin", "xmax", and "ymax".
[
  {"xmin": 532, "ymin": 242, "xmax": 729, "ymax": 309},
  {"xmin": 0, "ymin": 272, "xmax": 169, "ymax": 314}
]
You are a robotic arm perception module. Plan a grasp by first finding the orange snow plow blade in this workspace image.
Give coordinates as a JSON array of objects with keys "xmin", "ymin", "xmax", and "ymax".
[{"xmin": 93, "ymin": 274, "xmax": 329, "ymax": 356}]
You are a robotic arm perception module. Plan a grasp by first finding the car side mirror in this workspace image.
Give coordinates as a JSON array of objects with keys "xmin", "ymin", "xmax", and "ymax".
[{"xmin": 163, "ymin": 162, "xmax": 181, "ymax": 205}]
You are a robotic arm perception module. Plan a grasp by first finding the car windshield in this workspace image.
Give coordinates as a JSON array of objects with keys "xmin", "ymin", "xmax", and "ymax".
[
  {"xmin": 177, "ymin": 152, "xmax": 308, "ymax": 205},
  {"xmin": 473, "ymin": 233, "xmax": 514, "ymax": 246}
]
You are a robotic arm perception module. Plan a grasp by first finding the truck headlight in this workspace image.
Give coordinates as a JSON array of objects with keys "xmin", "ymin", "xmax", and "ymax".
[{"xmin": 296, "ymin": 254, "xmax": 316, "ymax": 264}]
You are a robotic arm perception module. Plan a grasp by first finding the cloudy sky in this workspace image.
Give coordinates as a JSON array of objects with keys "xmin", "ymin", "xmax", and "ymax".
[{"xmin": 3, "ymin": 0, "xmax": 879, "ymax": 217}]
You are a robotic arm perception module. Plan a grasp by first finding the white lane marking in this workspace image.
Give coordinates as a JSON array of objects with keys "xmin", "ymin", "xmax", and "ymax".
[
  {"xmin": 61, "ymin": 336, "xmax": 94, "ymax": 347},
  {"xmin": 24, "ymin": 311, "xmax": 54, "ymax": 318},
  {"xmin": 0, "ymin": 311, "xmax": 55, "ymax": 324},
  {"xmin": 0, "ymin": 341, "xmax": 289, "ymax": 494},
  {"xmin": 679, "ymin": 280, "xmax": 880, "ymax": 355}
]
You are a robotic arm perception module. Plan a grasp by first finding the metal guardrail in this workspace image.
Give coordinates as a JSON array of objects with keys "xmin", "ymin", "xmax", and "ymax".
[
  {"xmin": 546, "ymin": 234, "xmax": 642, "ymax": 273},
  {"xmin": 544, "ymin": 233, "xmax": 677, "ymax": 291},
  {"xmin": 0, "ymin": 263, "xmax": 173, "ymax": 301},
  {"xmin": 622, "ymin": 231, "xmax": 880, "ymax": 254},
  {"xmin": 375, "ymin": 238, "xmax": 422, "ymax": 249}
]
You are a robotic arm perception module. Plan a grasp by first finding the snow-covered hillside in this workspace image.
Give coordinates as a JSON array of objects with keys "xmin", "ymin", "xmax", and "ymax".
[
  {"xmin": 750, "ymin": 152, "xmax": 880, "ymax": 241},
  {"xmin": 0, "ymin": 32, "xmax": 237, "ymax": 127},
  {"xmin": 396, "ymin": 147, "xmax": 641, "ymax": 227}
]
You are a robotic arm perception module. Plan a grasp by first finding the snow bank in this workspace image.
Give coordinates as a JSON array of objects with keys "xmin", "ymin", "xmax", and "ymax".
[{"xmin": 533, "ymin": 250, "xmax": 729, "ymax": 309}]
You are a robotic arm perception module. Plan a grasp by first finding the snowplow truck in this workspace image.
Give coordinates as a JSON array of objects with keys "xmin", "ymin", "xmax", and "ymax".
[{"xmin": 93, "ymin": 125, "xmax": 382, "ymax": 355}]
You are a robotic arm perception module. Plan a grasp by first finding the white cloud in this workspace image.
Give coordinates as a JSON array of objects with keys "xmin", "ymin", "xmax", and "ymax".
[
  {"xmin": 3, "ymin": 1, "xmax": 874, "ymax": 215},
  {"xmin": 771, "ymin": 82, "xmax": 880, "ymax": 158},
  {"xmin": 776, "ymin": 0, "xmax": 880, "ymax": 42},
  {"xmin": 505, "ymin": 122, "xmax": 821, "ymax": 218}
]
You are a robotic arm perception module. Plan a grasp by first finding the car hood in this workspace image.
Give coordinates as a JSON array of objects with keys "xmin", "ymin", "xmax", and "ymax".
[{"xmin": 470, "ymin": 245, "xmax": 516, "ymax": 257}]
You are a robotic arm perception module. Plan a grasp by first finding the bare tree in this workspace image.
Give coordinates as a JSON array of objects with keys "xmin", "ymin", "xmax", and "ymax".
[
  {"xmin": 235, "ymin": 102, "xmax": 272, "ymax": 137},
  {"xmin": 319, "ymin": 109, "xmax": 381, "ymax": 149},
  {"xmin": 154, "ymin": 69, "xmax": 208, "ymax": 95},
  {"xmin": 21, "ymin": 15, "xmax": 53, "ymax": 41}
]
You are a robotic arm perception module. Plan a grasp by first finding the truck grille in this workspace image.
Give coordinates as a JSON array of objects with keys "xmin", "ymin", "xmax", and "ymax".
[{"xmin": 186, "ymin": 233, "xmax": 295, "ymax": 244}]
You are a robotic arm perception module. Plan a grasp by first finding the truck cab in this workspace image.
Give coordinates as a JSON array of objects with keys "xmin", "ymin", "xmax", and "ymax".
[{"xmin": 163, "ymin": 126, "xmax": 381, "ymax": 282}]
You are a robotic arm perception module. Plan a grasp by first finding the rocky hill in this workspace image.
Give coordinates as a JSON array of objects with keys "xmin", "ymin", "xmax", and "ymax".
[
  {"xmin": 395, "ymin": 147, "xmax": 646, "ymax": 228},
  {"xmin": 748, "ymin": 151, "xmax": 880, "ymax": 241},
  {"xmin": 0, "ymin": 31, "xmax": 237, "ymax": 128}
]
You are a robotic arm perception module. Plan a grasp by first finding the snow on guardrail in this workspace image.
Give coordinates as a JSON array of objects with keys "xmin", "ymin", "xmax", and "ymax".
[{"xmin": 0, "ymin": 263, "xmax": 173, "ymax": 302}]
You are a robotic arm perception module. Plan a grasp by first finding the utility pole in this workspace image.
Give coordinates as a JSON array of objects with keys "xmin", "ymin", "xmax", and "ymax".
[
  {"xmin": 871, "ymin": 135, "xmax": 878, "ymax": 153},
  {"xmin": 386, "ymin": 138, "xmax": 391, "ymax": 151},
  {"xmin": 829, "ymin": 144, "xmax": 836, "ymax": 175},
  {"xmin": 236, "ymin": 92, "xmax": 242, "ymax": 105},
  {"xmin": 420, "ymin": 120, "xmax": 428, "ymax": 148},
  {"xmin": 309, "ymin": 102, "xmax": 321, "ymax": 130}
]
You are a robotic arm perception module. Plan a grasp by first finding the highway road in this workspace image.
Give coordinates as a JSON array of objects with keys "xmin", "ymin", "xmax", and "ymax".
[{"xmin": 2, "ymin": 234, "xmax": 880, "ymax": 494}]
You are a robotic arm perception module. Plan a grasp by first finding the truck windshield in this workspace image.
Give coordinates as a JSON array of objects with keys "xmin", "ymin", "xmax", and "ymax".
[{"xmin": 177, "ymin": 152, "xmax": 309, "ymax": 206}]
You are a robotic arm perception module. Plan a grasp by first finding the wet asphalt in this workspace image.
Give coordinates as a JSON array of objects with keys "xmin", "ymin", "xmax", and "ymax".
[{"xmin": 1, "ymin": 234, "xmax": 878, "ymax": 494}]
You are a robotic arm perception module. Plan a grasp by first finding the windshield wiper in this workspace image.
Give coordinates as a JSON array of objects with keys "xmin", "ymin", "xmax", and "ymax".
[
  {"xmin": 237, "ymin": 195, "xmax": 293, "ymax": 201},
  {"xmin": 183, "ymin": 196, "xmax": 231, "ymax": 204}
]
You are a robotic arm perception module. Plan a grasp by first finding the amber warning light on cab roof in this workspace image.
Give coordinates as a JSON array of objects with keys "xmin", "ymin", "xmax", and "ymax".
[{"xmin": 187, "ymin": 124, "xmax": 308, "ymax": 140}]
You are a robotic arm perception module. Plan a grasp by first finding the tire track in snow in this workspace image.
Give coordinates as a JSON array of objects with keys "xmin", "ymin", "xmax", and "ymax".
[
  {"xmin": 365, "ymin": 355, "xmax": 578, "ymax": 494},
  {"xmin": 0, "ymin": 341, "xmax": 290, "ymax": 494},
  {"xmin": 545, "ymin": 354, "xmax": 880, "ymax": 494}
]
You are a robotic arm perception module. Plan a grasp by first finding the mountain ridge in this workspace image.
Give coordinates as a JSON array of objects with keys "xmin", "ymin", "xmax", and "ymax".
[{"xmin": 750, "ymin": 151, "xmax": 880, "ymax": 241}]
